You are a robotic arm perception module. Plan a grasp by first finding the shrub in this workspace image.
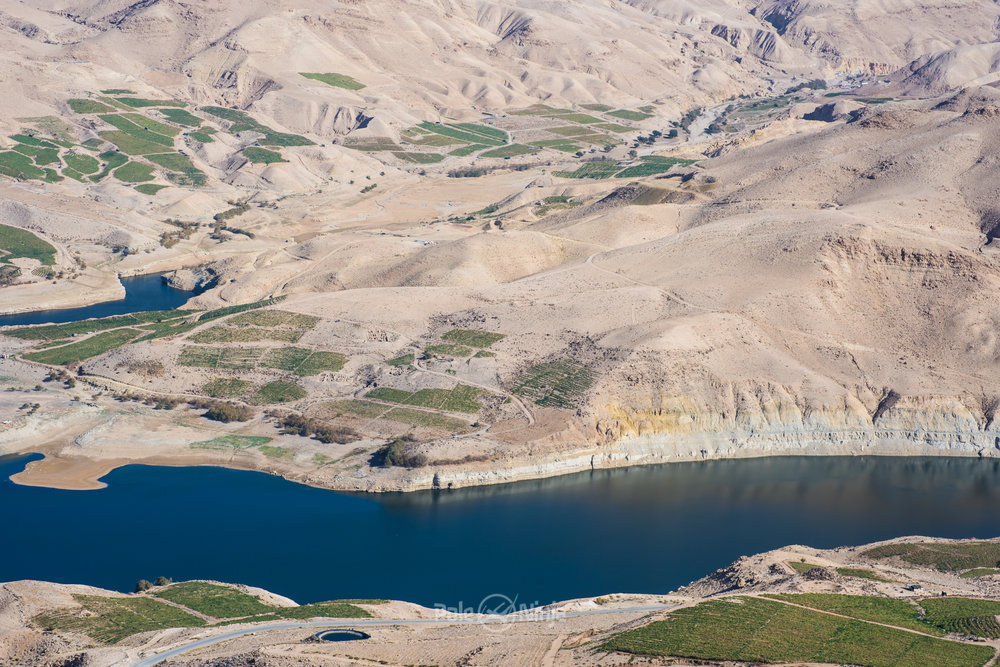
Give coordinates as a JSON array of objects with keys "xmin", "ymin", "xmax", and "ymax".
[
  {"xmin": 154, "ymin": 576, "xmax": 173, "ymax": 587},
  {"xmin": 135, "ymin": 579, "xmax": 152, "ymax": 593},
  {"xmin": 371, "ymin": 435, "xmax": 427, "ymax": 468},
  {"xmin": 190, "ymin": 400, "xmax": 254, "ymax": 423},
  {"xmin": 277, "ymin": 413, "xmax": 357, "ymax": 444}
]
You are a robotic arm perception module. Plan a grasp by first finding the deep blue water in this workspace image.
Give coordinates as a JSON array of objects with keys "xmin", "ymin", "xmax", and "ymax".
[
  {"xmin": 0, "ymin": 273, "xmax": 200, "ymax": 327},
  {"xmin": 3, "ymin": 454, "xmax": 1000, "ymax": 608}
]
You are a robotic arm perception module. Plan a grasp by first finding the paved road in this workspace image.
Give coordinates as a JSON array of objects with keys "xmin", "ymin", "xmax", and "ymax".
[{"xmin": 131, "ymin": 604, "xmax": 672, "ymax": 666}]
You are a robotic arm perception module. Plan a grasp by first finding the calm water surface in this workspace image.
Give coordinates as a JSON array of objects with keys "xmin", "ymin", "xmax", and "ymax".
[
  {"xmin": 2, "ymin": 454, "xmax": 999, "ymax": 608},
  {"xmin": 0, "ymin": 273, "xmax": 199, "ymax": 326}
]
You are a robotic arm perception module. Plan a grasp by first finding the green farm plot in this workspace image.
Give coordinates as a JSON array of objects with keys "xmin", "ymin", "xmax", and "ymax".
[
  {"xmin": 417, "ymin": 122, "xmax": 505, "ymax": 146},
  {"xmin": 921, "ymin": 598, "xmax": 1000, "ymax": 638},
  {"xmin": 189, "ymin": 326, "xmax": 304, "ymax": 344},
  {"xmin": 99, "ymin": 115, "xmax": 174, "ymax": 147},
  {"xmin": 789, "ymin": 560, "xmax": 823, "ymax": 573},
  {"xmin": 113, "ymin": 161, "xmax": 156, "ymax": 182},
  {"xmin": 607, "ymin": 109, "xmax": 653, "ymax": 121},
  {"xmin": 90, "ymin": 151, "xmax": 129, "ymax": 181},
  {"xmin": 98, "ymin": 131, "xmax": 170, "ymax": 155},
  {"xmin": 34, "ymin": 594, "xmax": 206, "ymax": 644},
  {"xmin": 62, "ymin": 168, "xmax": 86, "ymax": 182},
  {"xmin": 511, "ymin": 104, "xmax": 574, "ymax": 116},
  {"xmin": 862, "ymin": 541, "xmax": 1000, "ymax": 572},
  {"xmin": 100, "ymin": 89, "xmax": 134, "ymax": 95},
  {"xmin": 614, "ymin": 156, "xmax": 696, "ymax": 178},
  {"xmin": 260, "ymin": 346, "xmax": 311, "ymax": 371},
  {"xmin": 448, "ymin": 144, "xmax": 488, "ymax": 156},
  {"xmin": 574, "ymin": 134, "xmax": 620, "ymax": 147},
  {"xmin": 178, "ymin": 346, "xmax": 263, "ymax": 370},
  {"xmin": 535, "ymin": 196, "xmax": 581, "ymax": 216},
  {"xmin": 441, "ymin": 329, "xmax": 505, "ymax": 348},
  {"xmin": 581, "ymin": 103, "xmax": 613, "ymax": 112},
  {"xmin": 155, "ymin": 582, "xmax": 272, "ymax": 618},
  {"xmin": 158, "ymin": 108, "xmax": 202, "ymax": 127},
  {"xmin": 252, "ymin": 380, "xmax": 307, "ymax": 404},
  {"xmin": 0, "ymin": 223, "xmax": 56, "ymax": 265},
  {"xmin": 595, "ymin": 122, "xmax": 638, "ymax": 133},
  {"xmin": 512, "ymin": 359, "xmax": 594, "ymax": 408},
  {"xmin": 120, "ymin": 113, "xmax": 181, "ymax": 136},
  {"xmin": 480, "ymin": 144, "xmax": 537, "ymax": 158},
  {"xmin": 22, "ymin": 329, "xmax": 140, "ymax": 365},
  {"xmin": 202, "ymin": 378, "xmax": 254, "ymax": 398},
  {"xmin": 67, "ymin": 99, "xmax": 116, "ymax": 114},
  {"xmin": 324, "ymin": 399, "xmax": 388, "ymax": 419},
  {"xmin": 135, "ymin": 184, "xmax": 168, "ymax": 195},
  {"xmin": 243, "ymin": 147, "xmax": 286, "ymax": 163},
  {"xmin": 10, "ymin": 134, "xmax": 58, "ymax": 148},
  {"xmin": 300, "ymin": 72, "xmax": 365, "ymax": 90},
  {"xmin": 201, "ymin": 107, "xmax": 313, "ymax": 146},
  {"xmin": 145, "ymin": 152, "xmax": 205, "ymax": 185},
  {"xmin": 530, "ymin": 139, "xmax": 582, "ymax": 153},
  {"xmin": 190, "ymin": 435, "xmax": 271, "ymax": 451},
  {"xmin": 547, "ymin": 113, "xmax": 603, "ymax": 124},
  {"xmin": 344, "ymin": 137, "xmax": 398, "ymax": 151},
  {"xmin": 12, "ymin": 143, "xmax": 61, "ymax": 165},
  {"xmin": 294, "ymin": 351, "xmax": 347, "ymax": 376},
  {"xmin": 383, "ymin": 407, "xmax": 471, "ymax": 431},
  {"xmin": 187, "ymin": 131, "xmax": 215, "ymax": 143},
  {"xmin": 766, "ymin": 594, "xmax": 943, "ymax": 636},
  {"xmin": 449, "ymin": 123, "xmax": 508, "ymax": 143},
  {"xmin": 196, "ymin": 297, "xmax": 286, "ymax": 323},
  {"xmin": 424, "ymin": 343, "xmax": 473, "ymax": 358},
  {"xmin": 114, "ymin": 97, "xmax": 187, "ymax": 108},
  {"xmin": 63, "ymin": 152, "xmax": 100, "ymax": 174},
  {"xmin": 229, "ymin": 310, "xmax": 320, "ymax": 328},
  {"xmin": 5, "ymin": 310, "xmax": 184, "ymax": 341},
  {"xmin": 553, "ymin": 161, "xmax": 620, "ymax": 179},
  {"xmin": 388, "ymin": 353, "xmax": 414, "ymax": 367},
  {"xmin": 81, "ymin": 138, "xmax": 105, "ymax": 150},
  {"xmin": 545, "ymin": 125, "xmax": 594, "ymax": 137},
  {"xmin": 366, "ymin": 384, "xmax": 484, "ymax": 413},
  {"xmin": 405, "ymin": 133, "xmax": 463, "ymax": 147},
  {"xmin": 0, "ymin": 151, "xmax": 46, "ymax": 180},
  {"xmin": 602, "ymin": 596, "xmax": 992, "ymax": 667},
  {"xmin": 393, "ymin": 151, "xmax": 444, "ymax": 164},
  {"xmin": 259, "ymin": 445, "xmax": 293, "ymax": 458}
]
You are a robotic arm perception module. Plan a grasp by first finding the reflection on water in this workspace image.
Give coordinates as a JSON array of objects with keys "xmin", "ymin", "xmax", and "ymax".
[
  {"xmin": 2, "ymin": 454, "xmax": 999, "ymax": 607},
  {"xmin": 0, "ymin": 272, "xmax": 201, "ymax": 326}
]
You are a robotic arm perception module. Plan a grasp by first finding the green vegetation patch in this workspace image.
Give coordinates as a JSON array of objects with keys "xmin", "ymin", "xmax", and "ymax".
[
  {"xmin": 417, "ymin": 121, "xmax": 505, "ymax": 146},
  {"xmin": 602, "ymin": 596, "xmax": 991, "ymax": 667},
  {"xmin": 393, "ymin": 151, "xmax": 444, "ymax": 164},
  {"xmin": 548, "ymin": 112, "xmax": 603, "ymax": 124},
  {"xmin": 145, "ymin": 152, "xmax": 206, "ymax": 186},
  {"xmin": 259, "ymin": 445, "xmax": 293, "ymax": 458},
  {"xmin": 34, "ymin": 594, "xmax": 205, "ymax": 644},
  {"xmin": 13, "ymin": 143, "xmax": 61, "ymax": 165},
  {"xmin": 135, "ymin": 184, "xmax": 168, "ymax": 195},
  {"xmin": 480, "ymin": 144, "xmax": 537, "ymax": 158},
  {"xmin": 0, "ymin": 223, "xmax": 56, "ymax": 265},
  {"xmin": 252, "ymin": 380, "xmax": 307, "ymax": 404},
  {"xmin": 922, "ymin": 597, "xmax": 1000, "ymax": 638},
  {"xmin": 10, "ymin": 134, "xmax": 57, "ymax": 148},
  {"xmin": 243, "ymin": 146, "xmax": 286, "ymax": 164},
  {"xmin": 607, "ymin": 109, "xmax": 653, "ymax": 121},
  {"xmin": 383, "ymin": 407, "xmax": 471, "ymax": 431},
  {"xmin": 158, "ymin": 108, "xmax": 203, "ymax": 127},
  {"xmin": 120, "ymin": 113, "xmax": 181, "ymax": 136},
  {"xmin": 324, "ymin": 399, "xmax": 388, "ymax": 419},
  {"xmin": 67, "ymin": 99, "xmax": 115, "ymax": 114},
  {"xmin": 960, "ymin": 568, "xmax": 1000, "ymax": 578},
  {"xmin": 294, "ymin": 351, "xmax": 347, "ymax": 376},
  {"xmin": 200, "ymin": 107, "xmax": 313, "ymax": 146},
  {"xmin": 552, "ymin": 161, "xmax": 620, "ymax": 179},
  {"xmin": 388, "ymin": 353, "xmax": 414, "ymax": 367},
  {"xmin": 63, "ymin": 152, "xmax": 99, "ymax": 174},
  {"xmin": 189, "ymin": 326, "xmax": 303, "ymax": 344},
  {"xmin": 788, "ymin": 560, "xmax": 824, "ymax": 574},
  {"xmin": 190, "ymin": 435, "xmax": 271, "ymax": 451},
  {"xmin": 581, "ymin": 103, "xmax": 613, "ymax": 112},
  {"xmin": 449, "ymin": 123, "xmax": 508, "ymax": 142},
  {"xmin": 614, "ymin": 156, "xmax": 697, "ymax": 179},
  {"xmin": 98, "ymin": 131, "xmax": 170, "ymax": 155},
  {"xmin": 114, "ymin": 97, "xmax": 187, "ymax": 108},
  {"xmin": 202, "ymin": 377, "xmax": 254, "ymax": 398},
  {"xmin": 0, "ymin": 151, "xmax": 46, "ymax": 180},
  {"xmin": 448, "ymin": 144, "xmax": 487, "ymax": 156},
  {"xmin": 441, "ymin": 329, "xmax": 505, "ymax": 348},
  {"xmin": 197, "ymin": 297, "xmax": 287, "ymax": 323},
  {"xmin": 178, "ymin": 346, "xmax": 264, "ymax": 370},
  {"xmin": 862, "ymin": 541, "xmax": 1000, "ymax": 572},
  {"xmin": 766, "ymin": 593, "xmax": 943, "ymax": 636},
  {"xmin": 90, "ymin": 151, "xmax": 129, "ymax": 181},
  {"xmin": 187, "ymin": 131, "xmax": 215, "ymax": 144},
  {"xmin": 5, "ymin": 310, "xmax": 183, "ymax": 341},
  {"xmin": 546, "ymin": 125, "xmax": 594, "ymax": 137},
  {"xmin": 113, "ymin": 161, "xmax": 156, "ymax": 183},
  {"xmin": 366, "ymin": 384, "xmax": 484, "ymax": 413},
  {"xmin": 22, "ymin": 329, "xmax": 140, "ymax": 365},
  {"xmin": 512, "ymin": 359, "xmax": 595, "ymax": 408},
  {"xmin": 424, "ymin": 343, "xmax": 473, "ymax": 358},
  {"xmin": 154, "ymin": 582, "xmax": 271, "ymax": 618},
  {"xmin": 300, "ymin": 72, "xmax": 366, "ymax": 90},
  {"xmin": 100, "ymin": 89, "xmax": 134, "ymax": 95},
  {"xmin": 594, "ymin": 123, "xmax": 636, "ymax": 133},
  {"xmin": 99, "ymin": 114, "xmax": 174, "ymax": 147}
]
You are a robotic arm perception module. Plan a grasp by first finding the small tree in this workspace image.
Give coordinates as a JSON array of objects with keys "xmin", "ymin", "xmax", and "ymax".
[
  {"xmin": 154, "ymin": 576, "xmax": 172, "ymax": 587},
  {"xmin": 135, "ymin": 579, "xmax": 152, "ymax": 593}
]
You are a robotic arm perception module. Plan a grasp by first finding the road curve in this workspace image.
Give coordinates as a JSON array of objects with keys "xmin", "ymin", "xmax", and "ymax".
[{"xmin": 131, "ymin": 604, "xmax": 672, "ymax": 666}]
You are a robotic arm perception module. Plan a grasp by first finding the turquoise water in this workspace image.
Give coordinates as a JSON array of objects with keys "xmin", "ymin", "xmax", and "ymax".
[
  {"xmin": 2, "ymin": 454, "xmax": 999, "ymax": 608},
  {"xmin": 0, "ymin": 273, "xmax": 200, "ymax": 326}
]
